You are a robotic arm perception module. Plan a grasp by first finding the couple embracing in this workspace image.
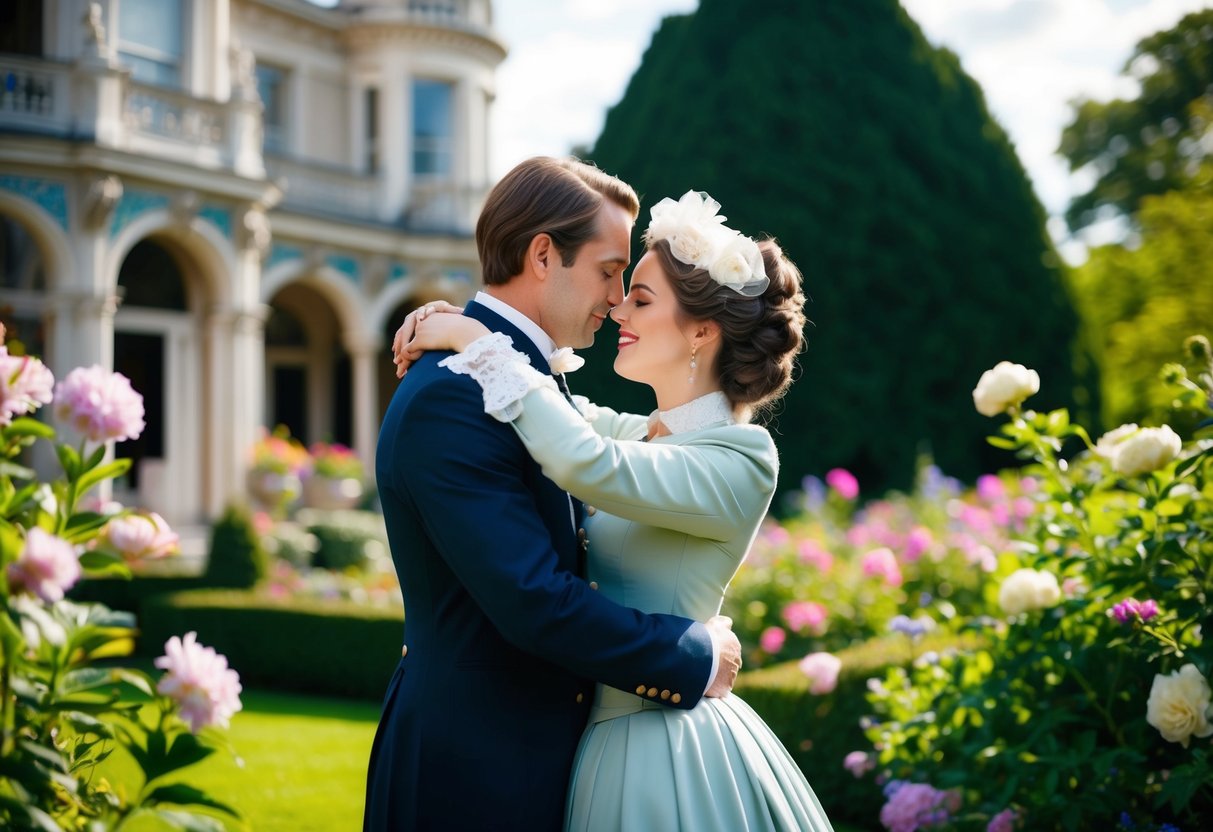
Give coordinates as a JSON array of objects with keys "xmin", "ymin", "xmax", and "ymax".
[{"xmin": 363, "ymin": 156, "xmax": 833, "ymax": 831}]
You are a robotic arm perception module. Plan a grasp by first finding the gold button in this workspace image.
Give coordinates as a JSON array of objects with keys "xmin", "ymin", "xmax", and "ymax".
[
  {"xmin": 660, "ymin": 690, "xmax": 670, "ymax": 700},
  {"xmin": 585, "ymin": 506, "xmax": 597, "ymax": 516},
  {"xmin": 401, "ymin": 645, "xmax": 408, "ymax": 658},
  {"xmin": 576, "ymin": 693, "xmax": 584, "ymax": 703},
  {"xmin": 671, "ymin": 693, "xmax": 682, "ymax": 704},
  {"xmin": 589, "ymin": 581, "xmax": 599, "ymax": 590},
  {"xmin": 646, "ymin": 687, "xmax": 658, "ymax": 698},
  {"xmin": 636, "ymin": 684, "xmax": 647, "ymax": 695}
]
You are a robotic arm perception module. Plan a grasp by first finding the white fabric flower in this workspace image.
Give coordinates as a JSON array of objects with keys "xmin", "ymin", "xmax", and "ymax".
[
  {"xmin": 647, "ymin": 191, "xmax": 726, "ymax": 243},
  {"xmin": 972, "ymin": 361, "xmax": 1040, "ymax": 417},
  {"xmin": 1146, "ymin": 663, "xmax": 1213, "ymax": 748},
  {"xmin": 711, "ymin": 232, "xmax": 768, "ymax": 294},
  {"xmin": 1110, "ymin": 425, "xmax": 1182, "ymax": 477},
  {"xmin": 998, "ymin": 567, "xmax": 1061, "ymax": 616},
  {"xmin": 645, "ymin": 190, "xmax": 767, "ymax": 295},
  {"xmin": 548, "ymin": 347, "xmax": 585, "ymax": 375}
]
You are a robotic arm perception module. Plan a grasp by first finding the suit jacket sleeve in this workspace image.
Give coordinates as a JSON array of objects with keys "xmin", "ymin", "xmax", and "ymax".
[
  {"xmin": 384, "ymin": 373, "xmax": 714, "ymax": 707},
  {"xmin": 509, "ymin": 387, "xmax": 778, "ymax": 544}
]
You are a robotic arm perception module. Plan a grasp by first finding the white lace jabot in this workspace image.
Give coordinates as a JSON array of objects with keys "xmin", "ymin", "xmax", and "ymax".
[{"xmin": 648, "ymin": 391, "xmax": 736, "ymax": 436}]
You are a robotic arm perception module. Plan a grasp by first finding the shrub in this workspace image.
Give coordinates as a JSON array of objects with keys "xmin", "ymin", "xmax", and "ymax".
[
  {"xmin": 203, "ymin": 504, "xmax": 269, "ymax": 588},
  {"xmin": 139, "ymin": 590, "xmax": 403, "ymax": 700},
  {"xmin": 298, "ymin": 509, "xmax": 388, "ymax": 572}
]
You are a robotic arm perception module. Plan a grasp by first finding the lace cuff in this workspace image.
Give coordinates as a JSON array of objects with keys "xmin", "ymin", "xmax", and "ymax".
[{"xmin": 438, "ymin": 332, "xmax": 557, "ymax": 422}]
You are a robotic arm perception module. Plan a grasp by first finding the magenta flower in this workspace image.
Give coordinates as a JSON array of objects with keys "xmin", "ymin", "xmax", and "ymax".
[
  {"xmin": 987, "ymin": 808, "xmax": 1019, "ymax": 832},
  {"xmin": 105, "ymin": 512, "xmax": 180, "ymax": 564},
  {"xmin": 783, "ymin": 600, "xmax": 829, "ymax": 635},
  {"xmin": 862, "ymin": 547, "xmax": 904, "ymax": 587},
  {"xmin": 7, "ymin": 528, "xmax": 80, "ymax": 603},
  {"xmin": 880, "ymin": 782, "xmax": 955, "ymax": 832},
  {"xmin": 799, "ymin": 652, "xmax": 842, "ymax": 694},
  {"xmin": 155, "ymin": 632, "xmax": 243, "ymax": 733},
  {"xmin": 976, "ymin": 474, "xmax": 1005, "ymax": 502},
  {"xmin": 54, "ymin": 365, "xmax": 145, "ymax": 443},
  {"xmin": 825, "ymin": 468, "xmax": 859, "ymax": 500},
  {"xmin": 1109, "ymin": 597, "xmax": 1160, "ymax": 624},
  {"xmin": 759, "ymin": 626, "xmax": 787, "ymax": 654},
  {"xmin": 0, "ymin": 348, "xmax": 55, "ymax": 426},
  {"xmin": 844, "ymin": 750, "xmax": 876, "ymax": 778},
  {"xmin": 797, "ymin": 538, "xmax": 834, "ymax": 572}
]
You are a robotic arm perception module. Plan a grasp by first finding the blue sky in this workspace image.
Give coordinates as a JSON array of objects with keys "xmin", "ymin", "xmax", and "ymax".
[{"xmin": 314, "ymin": 0, "xmax": 1210, "ymax": 259}]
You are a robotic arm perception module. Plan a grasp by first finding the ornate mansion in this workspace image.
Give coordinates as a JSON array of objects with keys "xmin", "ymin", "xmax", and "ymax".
[{"xmin": 0, "ymin": 0, "xmax": 504, "ymax": 526}]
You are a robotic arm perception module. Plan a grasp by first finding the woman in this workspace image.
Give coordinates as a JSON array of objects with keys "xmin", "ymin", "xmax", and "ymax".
[{"xmin": 397, "ymin": 191, "xmax": 831, "ymax": 831}]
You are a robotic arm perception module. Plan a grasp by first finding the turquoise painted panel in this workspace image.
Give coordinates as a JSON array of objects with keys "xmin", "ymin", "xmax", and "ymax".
[
  {"xmin": 0, "ymin": 175, "xmax": 69, "ymax": 230},
  {"xmin": 109, "ymin": 189, "xmax": 169, "ymax": 239},
  {"xmin": 266, "ymin": 243, "xmax": 303, "ymax": 270},
  {"xmin": 199, "ymin": 204, "xmax": 232, "ymax": 239},
  {"xmin": 388, "ymin": 262, "xmax": 408, "ymax": 283},
  {"xmin": 445, "ymin": 268, "xmax": 472, "ymax": 283},
  {"xmin": 326, "ymin": 253, "xmax": 360, "ymax": 283}
]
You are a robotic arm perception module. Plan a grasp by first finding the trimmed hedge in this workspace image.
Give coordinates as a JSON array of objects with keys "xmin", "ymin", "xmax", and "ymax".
[
  {"xmin": 735, "ymin": 633, "xmax": 975, "ymax": 829},
  {"xmin": 140, "ymin": 590, "xmax": 404, "ymax": 700}
]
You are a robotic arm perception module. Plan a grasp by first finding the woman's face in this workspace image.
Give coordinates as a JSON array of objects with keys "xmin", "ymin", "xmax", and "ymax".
[{"xmin": 610, "ymin": 250, "xmax": 697, "ymax": 390}]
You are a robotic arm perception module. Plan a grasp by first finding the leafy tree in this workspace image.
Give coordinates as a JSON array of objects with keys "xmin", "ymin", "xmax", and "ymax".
[
  {"xmin": 1059, "ymin": 9, "xmax": 1213, "ymax": 231},
  {"xmin": 579, "ymin": 0, "xmax": 1084, "ymax": 499},
  {"xmin": 1068, "ymin": 163, "xmax": 1213, "ymax": 432}
]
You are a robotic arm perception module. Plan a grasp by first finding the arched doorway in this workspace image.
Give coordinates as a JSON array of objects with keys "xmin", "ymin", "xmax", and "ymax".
[
  {"xmin": 1, "ymin": 211, "xmax": 48, "ymax": 354},
  {"xmin": 265, "ymin": 282, "xmax": 351, "ymax": 447},
  {"xmin": 113, "ymin": 237, "xmax": 205, "ymax": 523},
  {"xmin": 377, "ymin": 297, "xmax": 421, "ymax": 421}
]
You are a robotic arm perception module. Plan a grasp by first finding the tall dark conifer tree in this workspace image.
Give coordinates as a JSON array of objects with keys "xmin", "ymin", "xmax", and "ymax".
[{"xmin": 578, "ymin": 0, "xmax": 1086, "ymax": 499}]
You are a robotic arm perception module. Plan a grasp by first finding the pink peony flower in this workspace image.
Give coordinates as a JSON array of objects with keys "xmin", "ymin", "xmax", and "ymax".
[
  {"xmin": 825, "ymin": 468, "xmax": 860, "ymax": 500},
  {"xmin": 902, "ymin": 526, "xmax": 933, "ymax": 562},
  {"xmin": 155, "ymin": 631, "xmax": 243, "ymax": 733},
  {"xmin": 760, "ymin": 524, "xmax": 791, "ymax": 547},
  {"xmin": 976, "ymin": 474, "xmax": 1005, "ymax": 502},
  {"xmin": 987, "ymin": 808, "xmax": 1019, "ymax": 832},
  {"xmin": 844, "ymin": 750, "xmax": 876, "ymax": 778},
  {"xmin": 53, "ymin": 365, "xmax": 145, "ymax": 443},
  {"xmin": 7, "ymin": 527, "xmax": 80, "ymax": 603},
  {"xmin": 880, "ymin": 782, "xmax": 954, "ymax": 832},
  {"xmin": 105, "ymin": 512, "xmax": 180, "ymax": 563},
  {"xmin": 862, "ymin": 547, "xmax": 903, "ymax": 587},
  {"xmin": 799, "ymin": 652, "xmax": 842, "ymax": 694},
  {"xmin": 759, "ymin": 626, "xmax": 787, "ymax": 654},
  {"xmin": 0, "ymin": 347, "xmax": 55, "ymax": 426},
  {"xmin": 783, "ymin": 600, "xmax": 829, "ymax": 635},
  {"xmin": 797, "ymin": 538, "xmax": 834, "ymax": 572}
]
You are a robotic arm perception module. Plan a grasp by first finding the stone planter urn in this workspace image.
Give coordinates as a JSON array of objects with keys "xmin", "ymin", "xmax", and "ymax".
[
  {"xmin": 303, "ymin": 475, "xmax": 364, "ymax": 511},
  {"xmin": 246, "ymin": 469, "xmax": 302, "ymax": 512}
]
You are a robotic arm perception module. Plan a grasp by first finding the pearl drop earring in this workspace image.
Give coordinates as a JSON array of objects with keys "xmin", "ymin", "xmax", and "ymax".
[{"xmin": 689, "ymin": 346, "xmax": 698, "ymax": 384}]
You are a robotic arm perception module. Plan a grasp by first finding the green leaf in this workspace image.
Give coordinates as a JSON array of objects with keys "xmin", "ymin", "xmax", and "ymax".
[
  {"xmin": 55, "ymin": 442, "xmax": 81, "ymax": 479},
  {"xmin": 64, "ymin": 511, "xmax": 113, "ymax": 541},
  {"xmin": 987, "ymin": 437, "xmax": 1018, "ymax": 450},
  {"xmin": 0, "ymin": 460, "xmax": 36, "ymax": 480},
  {"xmin": 76, "ymin": 459, "xmax": 133, "ymax": 496},
  {"xmin": 4, "ymin": 417, "xmax": 55, "ymax": 440},
  {"xmin": 142, "ymin": 808, "xmax": 228, "ymax": 832},
  {"xmin": 144, "ymin": 783, "xmax": 239, "ymax": 818},
  {"xmin": 77, "ymin": 549, "xmax": 132, "ymax": 579},
  {"xmin": 82, "ymin": 442, "xmax": 107, "ymax": 472}
]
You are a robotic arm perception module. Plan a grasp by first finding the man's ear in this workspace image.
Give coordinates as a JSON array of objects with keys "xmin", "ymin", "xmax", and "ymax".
[{"xmin": 527, "ymin": 233, "xmax": 554, "ymax": 281}]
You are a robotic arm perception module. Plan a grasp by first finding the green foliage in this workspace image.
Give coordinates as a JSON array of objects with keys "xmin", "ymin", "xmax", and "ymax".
[
  {"xmin": 297, "ymin": 509, "xmax": 388, "ymax": 572},
  {"xmin": 1067, "ymin": 167, "xmax": 1213, "ymax": 432},
  {"xmin": 735, "ymin": 633, "xmax": 971, "ymax": 829},
  {"xmin": 585, "ymin": 0, "xmax": 1084, "ymax": 497},
  {"xmin": 862, "ymin": 353, "xmax": 1213, "ymax": 828},
  {"xmin": 140, "ymin": 590, "xmax": 403, "ymax": 700},
  {"xmin": 1059, "ymin": 10, "xmax": 1213, "ymax": 231},
  {"xmin": 203, "ymin": 505, "xmax": 269, "ymax": 589}
]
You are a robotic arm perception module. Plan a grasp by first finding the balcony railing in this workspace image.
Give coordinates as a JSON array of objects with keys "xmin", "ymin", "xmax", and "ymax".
[
  {"xmin": 0, "ymin": 55, "xmax": 72, "ymax": 135},
  {"xmin": 266, "ymin": 154, "xmax": 380, "ymax": 221},
  {"xmin": 401, "ymin": 181, "xmax": 484, "ymax": 235}
]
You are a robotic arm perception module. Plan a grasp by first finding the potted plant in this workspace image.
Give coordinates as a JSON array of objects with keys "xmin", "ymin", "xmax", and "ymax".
[
  {"xmin": 303, "ymin": 441, "xmax": 365, "ymax": 510},
  {"xmin": 247, "ymin": 427, "xmax": 308, "ymax": 515}
]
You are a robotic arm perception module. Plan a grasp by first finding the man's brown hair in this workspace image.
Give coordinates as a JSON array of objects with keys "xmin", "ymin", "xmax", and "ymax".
[{"xmin": 475, "ymin": 157, "xmax": 640, "ymax": 286}]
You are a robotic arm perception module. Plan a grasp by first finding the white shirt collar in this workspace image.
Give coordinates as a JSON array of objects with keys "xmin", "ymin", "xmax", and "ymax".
[
  {"xmin": 475, "ymin": 291, "xmax": 557, "ymax": 361},
  {"xmin": 648, "ymin": 391, "xmax": 736, "ymax": 436}
]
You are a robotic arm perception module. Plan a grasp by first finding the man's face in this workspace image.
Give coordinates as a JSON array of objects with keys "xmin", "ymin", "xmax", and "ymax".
[{"xmin": 540, "ymin": 200, "xmax": 632, "ymax": 349}]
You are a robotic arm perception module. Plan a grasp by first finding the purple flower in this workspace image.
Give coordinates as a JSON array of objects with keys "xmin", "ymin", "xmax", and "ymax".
[
  {"xmin": 843, "ymin": 750, "xmax": 876, "ymax": 778},
  {"xmin": 0, "ymin": 347, "xmax": 55, "ymax": 426},
  {"xmin": 155, "ymin": 632, "xmax": 243, "ymax": 733},
  {"xmin": 825, "ymin": 468, "xmax": 860, "ymax": 501},
  {"xmin": 6, "ymin": 528, "xmax": 80, "ymax": 603},
  {"xmin": 54, "ymin": 365, "xmax": 145, "ymax": 443},
  {"xmin": 976, "ymin": 474, "xmax": 1006, "ymax": 502},
  {"xmin": 880, "ymin": 782, "xmax": 955, "ymax": 832},
  {"xmin": 1109, "ymin": 598, "xmax": 1160, "ymax": 624},
  {"xmin": 799, "ymin": 475, "xmax": 827, "ymax": 512},
  {"xmin": 889, "ymin": 614, "xmax": 935, "ymax": 640},
  {"xmin": 987, "ymin": 808, "xmax": 1019, "ymax": 832}
]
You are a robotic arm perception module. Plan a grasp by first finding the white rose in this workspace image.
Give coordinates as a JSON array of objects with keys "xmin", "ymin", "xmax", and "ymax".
[
  {"xmin": 998, "ymin": 568, "xmax": 1061, "ymax": 616},
  {"xmin": 1111, "ymin": 425, "xmax": 1182, "ymax": 477},
  {"xmin": 1146, "ymin": 663, "xmax": 1213, "ymax": 748},
  {"xmin": 972, "ymin": 361, "xmax": 1040, "ymax": 417},
  {"xmin": 1094, "ymin": 423, "xmax": 1140, "ymax": 460},
  {"xmin": 548, "ymin": 347, "xmax": 584, "ymax": 374},
  {"xmin": 669, "ymin": 225, "xmax": 720, "ymax": 267},
  {"xmin": 647, "ymin": 190, "xmax": 726, "ymax": 244},
  {"xmin": 710, "ymin": 233, "xmax": 767, "ymax": 292}
]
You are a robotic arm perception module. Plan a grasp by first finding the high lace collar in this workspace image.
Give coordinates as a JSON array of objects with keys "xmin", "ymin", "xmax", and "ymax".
[{"xmin": 648, "ymin": 391, "xmax": 736, "ymax": 436}]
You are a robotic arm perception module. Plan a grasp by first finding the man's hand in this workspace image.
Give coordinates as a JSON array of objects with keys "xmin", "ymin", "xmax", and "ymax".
[{"xmin": 705, "ymin": 615, "xmax": 742, "ymax": 698}]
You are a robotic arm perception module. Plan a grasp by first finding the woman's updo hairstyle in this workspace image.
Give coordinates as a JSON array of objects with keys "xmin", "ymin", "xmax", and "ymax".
[{"xmin": 648, "ymin": 235, "xmax": 807, "ymax": 415}]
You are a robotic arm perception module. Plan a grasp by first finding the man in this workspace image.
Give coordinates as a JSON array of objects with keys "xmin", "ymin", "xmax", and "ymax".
[{"xmin": 363, "ymin": 157, "xmax": 741, "ymax": 831}]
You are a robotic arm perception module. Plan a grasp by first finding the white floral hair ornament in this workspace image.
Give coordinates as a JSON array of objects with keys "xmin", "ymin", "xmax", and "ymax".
[{"xmin": 644, "ymin": 191, "xmax": 770, "ymax": 297}]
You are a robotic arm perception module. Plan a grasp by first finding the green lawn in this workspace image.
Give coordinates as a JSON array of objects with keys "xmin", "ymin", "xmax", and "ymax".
[{"xmin": 102, "ymin": 687, "xmax": 870, "ymax": 831}]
